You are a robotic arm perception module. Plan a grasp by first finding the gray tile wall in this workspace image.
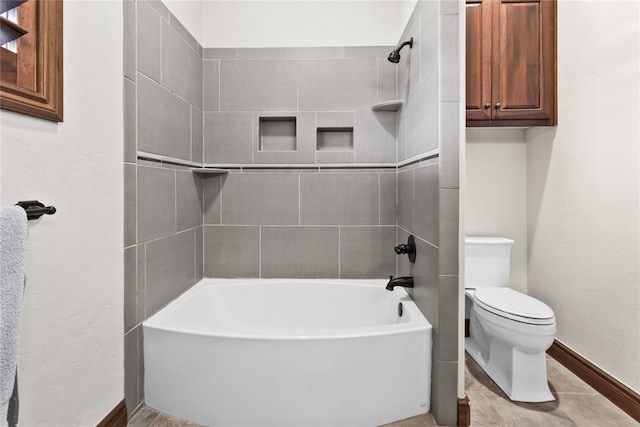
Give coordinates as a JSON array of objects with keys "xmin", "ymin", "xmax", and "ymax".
[
  {"xmin": 135, "ymin": 0, "xmax": 203, "ymax": 162},
  {"xmin": 396, "ymin": 0, "xmax": 442, "ymax": 162},
  {"xmin": 395, "ymin": 1, "xmax": 461, "ymax": 425},
  {"xmin": 198, "ymin": 45, "xmax": 404, "ymax": 338},
  {"xmin": 124, "ymin": 164, "xmax": 204, "ymax": 416},
  {"xmin": 202, "ymin": 47, "xmax": 398, "ymax": 165},
  {"xmin": 123, "ymin": 0, "xmax": 204, "ymax": 416},
  {"xmin": 203, "ymin": 170, "xmax": 398, "ymax": 279},
  {"xmin": 220, "ymin": 60, "xmax": 298, "ymax": 111},
  {"xmin": 434, "ymin": 0, "xmax": 461, "ymax": 420},
  {"xmin": 398, "ymin": 160, "xmax": 460, "ymax": 425},
  {"xmin": 123, "ymin": 0, "xmax": 461, "ymax": 423}
]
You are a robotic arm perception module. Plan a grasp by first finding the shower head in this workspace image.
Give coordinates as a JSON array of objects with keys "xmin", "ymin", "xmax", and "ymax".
[
  {"xmin": 387, "ymin": 37, "xmax": 414, "ymax": 64},
  {"xmin": 387, "ymin": 50, "xmax": 401, "ymax": 64}
]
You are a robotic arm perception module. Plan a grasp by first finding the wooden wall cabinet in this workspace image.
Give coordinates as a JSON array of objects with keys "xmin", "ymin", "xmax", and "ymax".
[
  {"xmin": 466, "ymin": 0, "xmax": 556, "ymax": 127},
  {"xmin": 0, "ymin": 0, "xmax": 63, "ymax": 122}
]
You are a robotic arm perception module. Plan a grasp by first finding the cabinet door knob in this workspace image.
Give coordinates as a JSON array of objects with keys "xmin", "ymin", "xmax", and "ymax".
[
  {"xmin": 495, "ymin": 102, "xmax": 502, "ymax": 109},
  {"xmin": 484, "ymin": 103, "xmax": 491, "ymax": 109}
]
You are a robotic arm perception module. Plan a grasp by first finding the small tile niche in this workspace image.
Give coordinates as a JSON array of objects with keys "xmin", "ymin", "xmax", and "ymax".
[
  {"xmin": 260, "ymin": 117, "xmax": 297, "ymax": 151},
  {"xmin": 316, "ymin": 127, "xmax": 354, "ymax": 151}
]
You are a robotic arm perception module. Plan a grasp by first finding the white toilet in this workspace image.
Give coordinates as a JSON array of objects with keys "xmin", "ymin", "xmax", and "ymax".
[{"xmin": 465, "ymin": 236, "xmax": 556, "ymax": 402}]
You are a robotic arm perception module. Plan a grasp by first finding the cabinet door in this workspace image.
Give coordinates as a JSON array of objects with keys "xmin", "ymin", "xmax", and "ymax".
[
  {"xmin": 491, "ymin": 0, "xmax": 556, "ymax": 123},
  {"xmin": 466, "ymin": 0, "xmax": 493, "ymax": 121}
]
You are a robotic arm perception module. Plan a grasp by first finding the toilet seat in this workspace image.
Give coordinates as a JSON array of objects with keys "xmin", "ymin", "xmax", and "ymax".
[{"xmin": 473, "ymin": 288, "xmax": 555, "ymax": 325}]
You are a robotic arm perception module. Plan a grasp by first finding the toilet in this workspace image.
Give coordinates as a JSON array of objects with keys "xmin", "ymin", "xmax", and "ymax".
[{"xmin": 465, "ymin": 236, "xmax": 556, "ymax": 403}]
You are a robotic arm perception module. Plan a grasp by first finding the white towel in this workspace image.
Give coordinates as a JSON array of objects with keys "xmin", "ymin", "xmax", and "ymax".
[{"xmin": 0, "ymin": 207, "xmax": 27, "ymax": 425}]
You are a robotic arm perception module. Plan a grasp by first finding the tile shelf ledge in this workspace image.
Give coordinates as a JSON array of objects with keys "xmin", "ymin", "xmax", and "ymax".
[
  {"xmin": 137, "ymin": 151, "xmax": 202, "ymax": 167},
  {"xmin": 371, "ymin": 100, "xmax": 403, "ymax": 112},
  {"xmin": 191, "ymin": 168, "xmax": 229, "ymax": 175},
  {"xmin": 137, "ymin": 152, "xmax": 230, "ymax": 174}
]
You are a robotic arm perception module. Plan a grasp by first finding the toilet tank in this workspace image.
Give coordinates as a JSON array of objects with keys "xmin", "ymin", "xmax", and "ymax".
[{"xmin": 465, "ymin": 237, "xmax": 514, "ymax": 288}]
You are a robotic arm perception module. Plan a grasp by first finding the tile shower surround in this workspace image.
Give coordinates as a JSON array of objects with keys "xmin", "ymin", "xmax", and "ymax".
[
  {"xmin": 124, "ymin": 0, "xmax": 461, "ymax": 423},
  {"xmin": 124, "ymin": 0, "xmax": 205, "ymax": 416},
  {"xmin": 124, "ymin": 163, "xmax": 204, "ymax": 415},
  {"xmin": 202, "ymin": 53, "xmax": 398, "ymax": 165},
  {"xmin": 397, "ymin": 159, "xmax": 460, "ymax": 424},
  {"xmin": 393, "ymin": 1, "xmax": 461, "ymax": 425},
  {"xmin": 203, "ymin": 170, "xmax": 397, "ymax": 278}
]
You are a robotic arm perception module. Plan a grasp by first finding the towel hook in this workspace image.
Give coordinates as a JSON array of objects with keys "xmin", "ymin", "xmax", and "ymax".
[{"xmin": 15, "ymin": 200, "xmax": 56, "ymax": 220}]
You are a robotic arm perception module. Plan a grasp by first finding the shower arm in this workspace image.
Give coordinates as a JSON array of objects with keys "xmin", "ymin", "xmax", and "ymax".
[{"xmin": 396, "ymin": 38, "xmax": 413, "ymax": 52}]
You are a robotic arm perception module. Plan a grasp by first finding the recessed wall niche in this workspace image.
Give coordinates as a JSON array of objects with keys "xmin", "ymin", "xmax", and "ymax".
[
  {"xmin": 316, "ymin": 127, "xmax": 354, "ymax": 151},
  {"xmin": 259, "ymin": 117, "xmax": 297, "ymax": 151}
]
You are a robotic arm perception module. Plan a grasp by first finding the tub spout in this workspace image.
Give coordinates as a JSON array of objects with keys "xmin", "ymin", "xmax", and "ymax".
[{"xmin": 386, "ymin": 276, "xmax": 414, "ymax": 291}]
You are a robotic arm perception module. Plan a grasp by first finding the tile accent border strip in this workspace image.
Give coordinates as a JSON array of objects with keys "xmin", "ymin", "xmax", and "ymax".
[
  {"xmin": 96, "ymin": 399, "xmax": 127, "ymax": 427},
  {"xmin": 228, "ymin": 164, "xmax": 397, "ymax": 170},
  {"xmin": 547, "ymin": 340, "xmax": 640, "ymax": 423},
  {"xmin": 397, "ymin": 149, "xmax": 439, "ymax": 169},
  {"xmin": 457, "ymin": 394, "xmax": 470, "ymax": 427},
  {"xmin": 137, "ymin": 152, "xmax": 397, "ymax": 171},
  {"xmin": 138, "ymin": 150, "xmax": 442, "ymax": 171}
]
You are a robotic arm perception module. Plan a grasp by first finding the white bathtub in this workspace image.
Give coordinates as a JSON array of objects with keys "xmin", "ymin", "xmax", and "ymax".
[{"xmin": 144, "ymin": 278, "xmax": 432, "ymax": 426}]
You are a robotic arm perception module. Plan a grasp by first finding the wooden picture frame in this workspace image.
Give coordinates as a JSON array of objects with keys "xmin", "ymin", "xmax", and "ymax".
[{"xmin": 1, "ymin": 0, "xmax": 63, "ymax": 122}]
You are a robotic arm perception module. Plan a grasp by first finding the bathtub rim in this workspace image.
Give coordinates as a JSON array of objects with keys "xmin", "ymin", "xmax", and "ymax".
[{"xmin": 143, "ymin": 278, "xmax": 432, "ymax": 341}]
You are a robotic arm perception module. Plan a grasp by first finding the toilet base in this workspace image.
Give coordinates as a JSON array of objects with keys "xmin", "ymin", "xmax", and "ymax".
[{"xmin": 466, "ymin": 338, "xmax": 555, "ymax": 403}]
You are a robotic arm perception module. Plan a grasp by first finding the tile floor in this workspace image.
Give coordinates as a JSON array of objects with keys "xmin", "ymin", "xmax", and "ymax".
[
  {"xmin": 464, "ymin": 353, "xmax": 638, "ymax": 426},
  {"xmin": 129, "ymin": 353, "xmax": 638, "ymax": 427},
  {"xmin": 128, "ymin": 406, "xmax": 437, "ymax": 427}
]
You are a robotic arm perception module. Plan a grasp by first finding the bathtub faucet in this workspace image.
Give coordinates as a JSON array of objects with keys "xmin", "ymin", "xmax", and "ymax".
[{"xmin": 386, "ymin": 276, "xmax": 414, "ymax": 291}]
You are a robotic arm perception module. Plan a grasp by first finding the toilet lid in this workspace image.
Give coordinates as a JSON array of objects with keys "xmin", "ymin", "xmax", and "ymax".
[{"xmin": 473, "ymin": 288, "xmax": 555, "ymax": 325}]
